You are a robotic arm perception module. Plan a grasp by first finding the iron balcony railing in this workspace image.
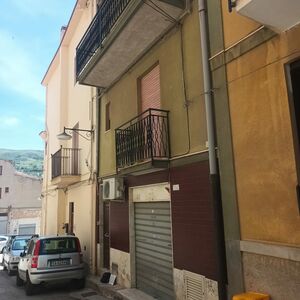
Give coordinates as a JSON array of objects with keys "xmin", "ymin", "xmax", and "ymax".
[
  {"xmin": 76, "ymin": 0, "xmax": 132, "ymax": 77},
  {"xmin": 51, "ymin": 147, "xmax": 81, "ymax": 179},
  {"xmin": 115, "ymin": 109, "xmax": 170, "ymax": 170}
]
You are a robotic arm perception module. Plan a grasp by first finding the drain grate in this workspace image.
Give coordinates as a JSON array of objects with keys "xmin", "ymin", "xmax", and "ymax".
[{"xmin": 81, "ymin": 291, "xmax": 98, "ymax": 297}]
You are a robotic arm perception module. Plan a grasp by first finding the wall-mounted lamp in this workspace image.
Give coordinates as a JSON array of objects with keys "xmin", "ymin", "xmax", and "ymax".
[{"xmin": 57, "ymin": 127, "xmax": 94, "ymax": 141}]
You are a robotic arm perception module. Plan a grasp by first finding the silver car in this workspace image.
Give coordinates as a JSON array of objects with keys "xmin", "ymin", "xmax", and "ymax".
[
  {"xmin": 17, "ymin": 235, "xmax": 86, "ymax": 295},
  {"xmin": 3, "ymin": 236, "xmax": 31, "ymax": 275}
]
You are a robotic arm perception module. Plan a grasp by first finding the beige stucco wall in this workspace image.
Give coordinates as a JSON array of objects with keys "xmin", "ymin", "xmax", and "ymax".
[
  {"xmin": 226, "ymin": 25, "xmax": 300, "ymax": 245},
  {"xmin": 41, "ymin": 2, "xmax": 98, "ymax": 273},
  {"xmin": 66, "ymin": 183, "xmax": 95, "ymax": 266},
  {"xmin": 0, "ymin": 160, "xmax": 42, "ymax": 209},
  {"xmin": 100, "ymin": 0, "xmax": 207, "ymax": 176},
  {"xmin": 110, "ymin": 248, "xmax": 131, "ymax": 288}
]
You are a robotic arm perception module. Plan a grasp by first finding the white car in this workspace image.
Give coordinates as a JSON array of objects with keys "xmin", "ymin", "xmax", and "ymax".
[
  {"xmin": 0, "ymin": 235, "xmax": 8, "ymax": 252},
  {"xmin": 17, "ymin": 235, "xmax": 86, "ymax": 295},
  {"xmin": 3, "ymin": 236, "xmax": 31, "ymax": 275}
]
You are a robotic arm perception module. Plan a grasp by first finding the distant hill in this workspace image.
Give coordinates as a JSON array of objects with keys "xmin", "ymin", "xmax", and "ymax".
[{"xmin": 0, "ymin": 149, "xmax": 43, "ymax": 178}]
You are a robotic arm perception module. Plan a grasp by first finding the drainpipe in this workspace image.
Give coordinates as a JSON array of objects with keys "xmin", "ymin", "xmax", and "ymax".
[{"xmin": 198, "ymin": 0, "xmax": 227, "ymax": 299}]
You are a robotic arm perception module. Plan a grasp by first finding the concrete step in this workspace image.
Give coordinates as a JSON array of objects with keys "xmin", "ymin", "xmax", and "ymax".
[{"xmin": 86, "ymin": 275, "xmax": 157, "ymax": 300}]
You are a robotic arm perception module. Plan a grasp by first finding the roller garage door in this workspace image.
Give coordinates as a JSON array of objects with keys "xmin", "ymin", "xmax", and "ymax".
[
  {"xmin": 18, "ymin": 224, "xmax": 36, "ymax": 235},
  {"xmin": 135, "ymin": 201, "xmax": 174, "ymax": 300},
  {"xmin": 0, "ymin": 216, "xmax": 8, "ymax": 234}
]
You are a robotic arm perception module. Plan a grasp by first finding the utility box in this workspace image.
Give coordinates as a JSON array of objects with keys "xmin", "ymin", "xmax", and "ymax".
[{"xmin": 233, "ymin": 292, "xmax": 270, "ymax": 300}]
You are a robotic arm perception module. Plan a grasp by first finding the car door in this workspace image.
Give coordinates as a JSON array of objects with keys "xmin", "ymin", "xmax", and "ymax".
[{"xmin": 18, "ymin": 240, "xmax": 34, "ymax": 281}]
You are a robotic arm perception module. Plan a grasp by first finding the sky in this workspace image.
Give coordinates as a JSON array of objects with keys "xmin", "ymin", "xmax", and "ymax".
[{"xmin": 0, "ymin": 0, "xmax": 76, "ymax": 150}]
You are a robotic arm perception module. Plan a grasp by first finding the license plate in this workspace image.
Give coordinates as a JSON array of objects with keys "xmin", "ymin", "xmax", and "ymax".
[{"xmin": 49, "ymin": 259, "xmax": 70, "ymax": 267}]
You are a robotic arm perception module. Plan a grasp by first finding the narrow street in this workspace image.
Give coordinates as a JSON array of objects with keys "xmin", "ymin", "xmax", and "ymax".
[{"xmin": 0, "ymin": 268, "xmax": 107, "ymax": 300}]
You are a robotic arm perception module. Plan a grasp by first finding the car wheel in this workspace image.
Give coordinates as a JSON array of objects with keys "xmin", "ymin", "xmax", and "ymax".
[
  {"xmin": 25, "ymin": 273, "xmax": 35, "ymax": 296},
  {"xmin": 16, "ymin": 271, "xmax": 24, "ymax": 286}
]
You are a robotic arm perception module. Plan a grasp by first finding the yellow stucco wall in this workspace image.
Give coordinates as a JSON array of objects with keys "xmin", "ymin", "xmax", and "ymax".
[
  {"xmin": 100, "ymin": 0, "xmax": 207, "ymax": 176},
  {"xmin": 221, "ymin": 0, "xmax": 261, "ymax": 49},
  {"xmin": 227, "ymin": 25, "xmax": 300, "ymax": 245}
]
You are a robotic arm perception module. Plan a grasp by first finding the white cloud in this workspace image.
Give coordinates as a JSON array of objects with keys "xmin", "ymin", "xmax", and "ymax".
[
  {"xmin": 0, "ymin": 29, "xmax": 44, "ymax": 102},
  {"xmin": 0, "ymin": 116, "xmax": 20, "ymax": 127}
]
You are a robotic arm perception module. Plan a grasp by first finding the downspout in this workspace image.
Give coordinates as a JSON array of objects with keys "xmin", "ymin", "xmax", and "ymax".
[
  {"xmin": 198, "ymin": 0, "xmax": 227, "ymax": 299},
  {"xmin": 96, "ymin": 88, "xmax": 103, "ymax": 271}
]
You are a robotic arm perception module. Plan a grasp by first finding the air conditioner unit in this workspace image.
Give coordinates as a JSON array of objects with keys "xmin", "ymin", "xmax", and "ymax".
[{"xmin": 102, "ymin": 178, "xmax": 124, "ymax": 200}]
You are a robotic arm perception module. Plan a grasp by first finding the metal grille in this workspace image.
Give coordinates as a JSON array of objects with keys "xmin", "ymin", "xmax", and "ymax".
[
  {"xmin": 115, "ymin": 109, "xmax": 170, "ymax": 170},
  {"xmin": 184, "ymin": 271, "xmax": 206, "ymax": 300},
  {"xmin": 76, "ymin": 0, "xmax": 132, "ymax": 77},
  {"xmin": 135, "ymin": 201, "xmax": 174, "ymax": 300},
  {"xmin": 51, "ymin": 147, "xmax": 81, "ymax": 179}
]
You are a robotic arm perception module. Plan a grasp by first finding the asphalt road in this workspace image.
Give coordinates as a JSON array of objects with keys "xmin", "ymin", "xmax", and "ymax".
[{"xmin": 0, "ymin": 267, "xmax": 94, "ymax": 300}]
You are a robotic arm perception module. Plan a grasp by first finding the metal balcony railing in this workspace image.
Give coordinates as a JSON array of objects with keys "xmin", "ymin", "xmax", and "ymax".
[
  {"xmin": 115, "ymin": 109, "xmax": 170, "ymax": 170},
  {"xmin": 76, "ymin": 0, "xmax": 132, "ymax": 77},
  {"xmin": 51, "ymin": 147, "xmax": 81, "ymax": 179}
]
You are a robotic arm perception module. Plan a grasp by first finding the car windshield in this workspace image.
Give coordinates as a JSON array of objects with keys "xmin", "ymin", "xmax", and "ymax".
[
  {"xmin": 39, "ymin": 238, "xmax": 78, "ymax": 255},
  {"xmin": 12, "ymin": 239, "xmax": 28, "ymax": 250}
]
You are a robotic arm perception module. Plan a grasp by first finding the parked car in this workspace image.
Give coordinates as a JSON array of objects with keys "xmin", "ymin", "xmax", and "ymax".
[
  {"xmin": 3, "ymin": 235, "xmax": 32, "ymax": 275},
  {"xmin": 17, "ymin": 235, "xmax": 86, "ymax": 295},
  {"xmin": 0, "ymin": 235, "xmax": 9, "ymax": 266},
  {"xmin": 0, "ymin": 235, "xmax": 8, "ymax": 252}
]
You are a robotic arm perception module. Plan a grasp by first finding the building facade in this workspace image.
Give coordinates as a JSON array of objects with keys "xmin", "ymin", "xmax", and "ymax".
[
  {"xmin": 206, "ymin": 0, "xmax": 300, "ymax": 299},
  {"xmin": 41, "ymin": 0, "xmax": 99, "ymax": 273},
  {"xmin": 0, "ymin": 160, "xmax": 41, "ymax": 235},
  {"xmin": 76, "ymin": 0, "xmax": 223, "ymax": 299}
]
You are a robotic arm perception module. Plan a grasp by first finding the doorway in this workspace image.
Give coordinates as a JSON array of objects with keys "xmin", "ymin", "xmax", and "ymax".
[{"xmin": 103, "ymin": 202, "xmax": 110, "ymax": 269}]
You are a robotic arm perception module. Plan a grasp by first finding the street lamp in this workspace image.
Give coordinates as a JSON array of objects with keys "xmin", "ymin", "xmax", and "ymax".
[{"xmin": 57, "ymin": 127, "xmax": 94, "ymax": 141}]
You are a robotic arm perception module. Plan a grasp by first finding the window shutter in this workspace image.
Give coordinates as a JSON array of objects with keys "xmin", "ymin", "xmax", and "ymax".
[{"xmin": 140, "ymin": 64, "xmax": 161, "ymax": 112}]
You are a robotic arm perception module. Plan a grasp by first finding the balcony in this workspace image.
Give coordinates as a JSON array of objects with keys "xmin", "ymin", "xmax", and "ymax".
[
  {"xmin": 115, "ymin": 109, "xmax": 170, "ymax": 175},
  {"xmin": 76, "ymin": 0, "xmax": 185, "ymax": 88},
  {"xmin": 232, "ymin": 0, "xmax": 300, "ymax": 32},
  {"xmin": 51, "ymin": 147, "xmax": 81, "ymax": 187}
]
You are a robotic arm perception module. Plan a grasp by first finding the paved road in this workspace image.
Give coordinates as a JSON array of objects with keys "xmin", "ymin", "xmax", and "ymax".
[{"xmin": 0, "ymin": 267, "xmax": 108, "ymax": 300}]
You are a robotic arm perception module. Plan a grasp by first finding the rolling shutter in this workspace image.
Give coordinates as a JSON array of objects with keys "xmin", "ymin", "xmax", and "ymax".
[
  {"xmin": 0, "ymin": 216, "xmax": 7, "ymax": 234},
  {"xmin": 141, "ymin": 65, "xmax": 161, "ymax": 112},
  {"xmin": 135, "ymin": 201, "xmax": 174, "ymax": 300},
  {"xmin": 18, "ymin": 224, "xmax": 36, "ymax": 235}
]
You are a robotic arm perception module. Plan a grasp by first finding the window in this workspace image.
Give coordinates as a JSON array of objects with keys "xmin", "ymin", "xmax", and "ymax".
[
  {"xmin": 0, "ymin": 166, "xmax": 2, "ymax": 175},
  {"xmin": 12, "ymin": 238, "xmax": 29, "ymax": 250},
  {"xmin": 5, "ymin": 187, "xmax": 9, "ymax": 193},
  {"xmin": 39, "ymin": 237, "xmax": 78, "ymax": 255},
  {"xmin": 105, "ymin": 102, "xmax": 111, "ymax": 131},
  {"xmin": 140, "ymin": 64, "xmax": 161, "ymax": 112},
  {"xmin": 0, "ymin": 188, "xmax": 2, "ymax": 199},
  {"xmin": 27, "ymin": 240, "xmax": 35, "ymax": 255}
]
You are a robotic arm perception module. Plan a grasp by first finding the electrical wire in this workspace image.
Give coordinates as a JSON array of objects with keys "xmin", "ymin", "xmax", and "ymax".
[
  {"xmin": 171, "ymin": 23, "xmax": 192, "ymax": 159},
  {"xmin": 142, "ymin": 0, "xmax": 178, "ymax": 24}
]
